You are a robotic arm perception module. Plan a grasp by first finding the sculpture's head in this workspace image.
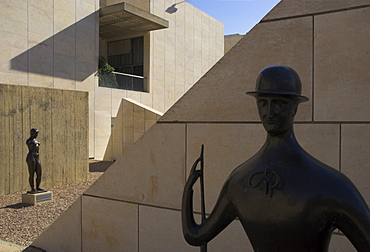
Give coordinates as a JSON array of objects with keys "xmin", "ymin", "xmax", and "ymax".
[
  {"xmin": 30, "ymin": 128, "xmax": 39, "ymax": 138},
  {"xmin": 247, "ymin": 66, "xmax": 309, "ymax": 136}
]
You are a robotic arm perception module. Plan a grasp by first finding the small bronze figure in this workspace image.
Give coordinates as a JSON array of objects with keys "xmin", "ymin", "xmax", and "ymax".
[
  {"xmin": 26, "ymin": 128, "xmax": 45, "ymax": 194},
  {"xmin": 182, "ymin": 66, "xmax": 370, "ymax": 251}
]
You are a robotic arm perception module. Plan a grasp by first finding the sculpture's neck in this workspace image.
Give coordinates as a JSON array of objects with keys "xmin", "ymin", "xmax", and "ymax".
[{"xmin": 264, "ymin": 129, "xmax": 301, "ymax": 152}]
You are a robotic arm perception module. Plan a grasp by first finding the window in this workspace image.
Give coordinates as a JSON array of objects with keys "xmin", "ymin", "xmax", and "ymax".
[{"xmin": 107, "ymin": 37, "xmax": 145, "ymax": 91}]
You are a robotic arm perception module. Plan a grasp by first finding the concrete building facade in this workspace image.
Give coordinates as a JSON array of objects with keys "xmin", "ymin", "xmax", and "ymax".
[
  {"xmin": 0, "ymin": 0, "xmax": 224, "ymax": 161},
  {"xmin": 30, "ymin": 0, "xmax": 370, "ymax": 251}
]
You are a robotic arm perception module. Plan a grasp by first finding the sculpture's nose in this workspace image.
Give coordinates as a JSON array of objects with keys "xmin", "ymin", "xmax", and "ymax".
[{"xmin": 267, "ymin": 103, "xmax": 275, "ymax": 119}]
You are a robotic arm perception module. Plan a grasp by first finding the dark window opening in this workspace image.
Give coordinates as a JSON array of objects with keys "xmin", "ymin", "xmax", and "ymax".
[{"xmin": 106, "ymin": 37, "xmax": 145, "ymax": 92}]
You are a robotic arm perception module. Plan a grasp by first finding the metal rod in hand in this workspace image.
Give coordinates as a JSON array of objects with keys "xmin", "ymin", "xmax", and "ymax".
[
  {"xmin": 189, "ymin": 145, "xmax": 207, "ymax": 251},
  {"xmin": 199, "ymin": 145, "xmax": 207, "ymax": 252}
]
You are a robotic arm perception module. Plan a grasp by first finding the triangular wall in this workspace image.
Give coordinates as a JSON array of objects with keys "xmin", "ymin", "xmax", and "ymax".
[
  {"xmin": 103, "ymin": 98, "xmax": 163, "ymax": 161},
  {"xmin": 31, "ymin": 1, "xmax": 370, "ymax": 251}
]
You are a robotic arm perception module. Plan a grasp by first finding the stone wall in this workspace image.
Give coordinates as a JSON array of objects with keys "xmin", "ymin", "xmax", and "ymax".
[
  {"xmin": 31, "ymin": 1, "xmax": 370, "ymax": 251},
  {"xmin": 0, "ymin": 84, "xmax": 88, "ymax": 195}
]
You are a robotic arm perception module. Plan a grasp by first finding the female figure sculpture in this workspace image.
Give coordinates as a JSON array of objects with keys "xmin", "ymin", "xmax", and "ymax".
[
  {"xmin": 182, "ymin": 66, "xmax": 370, "ymax": 251},
  {"xmin": 26, "ymin": 128, "xmax": 44, "ymax": 193}
]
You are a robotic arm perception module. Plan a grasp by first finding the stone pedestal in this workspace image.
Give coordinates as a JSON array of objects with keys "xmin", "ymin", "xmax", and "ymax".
[{"xmin": 22, "ymin": 191, "xmax": 53, "ymax": 205}]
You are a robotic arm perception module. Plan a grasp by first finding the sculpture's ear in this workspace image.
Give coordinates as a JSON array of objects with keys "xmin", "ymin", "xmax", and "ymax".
[
  {"xmin": 293, "ymin": 107, "xmax": 297, "ymax": 116},
  {"xmin": 292, "ymin": 102, "xmax": 299, "ymax": 117}
]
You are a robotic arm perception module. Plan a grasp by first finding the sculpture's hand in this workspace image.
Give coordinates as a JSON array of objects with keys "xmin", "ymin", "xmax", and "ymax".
[
  {"xmin": 186, "ymin": 166, "xmax": 202, "ymax": 188},
  {"xmin": 183, "ymin": 145, "xmax": 236, "ymax": 247}
]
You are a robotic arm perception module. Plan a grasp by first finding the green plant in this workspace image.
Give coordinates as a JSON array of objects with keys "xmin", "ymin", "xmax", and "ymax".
[{"xmin": 98, "ymin": 56, "xmax": 118, "ymax": 88}]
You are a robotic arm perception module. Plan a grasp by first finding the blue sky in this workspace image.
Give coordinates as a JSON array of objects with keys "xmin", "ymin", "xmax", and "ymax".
[{"xmin": 187, "ymin": 0, "xmax": 281, "ymax": 35}]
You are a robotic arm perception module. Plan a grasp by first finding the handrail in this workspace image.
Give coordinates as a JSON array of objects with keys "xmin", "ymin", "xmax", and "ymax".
[{"xmin": 112, "ymin": 71, "xmax": 145, "ymax": 79}]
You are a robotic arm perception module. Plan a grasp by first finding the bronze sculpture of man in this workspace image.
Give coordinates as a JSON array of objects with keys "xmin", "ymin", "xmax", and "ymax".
[
  {"xmin": 26, "ymin": 128, "xmax": 45, "ymax": 194},
  {"xmin": 182, "ymin": 66, "xmax": 370, "ymax": 251}
]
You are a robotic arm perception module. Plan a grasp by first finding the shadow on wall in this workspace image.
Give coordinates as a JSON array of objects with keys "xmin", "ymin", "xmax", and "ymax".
[{"xmin": 10, "ymin": 12, "xmax": 97, "ymax": 82}]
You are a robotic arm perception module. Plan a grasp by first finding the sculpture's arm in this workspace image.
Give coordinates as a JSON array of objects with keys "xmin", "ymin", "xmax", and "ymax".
[
  {"xmin": 333, "ymin": 182, "xmax": 370, "ymax": 251},
  {"xmin": 182, "ymin": 170, "xmax": 236, "ymax": 246},
  {"xmin": 26, "ymin": 139, "xmax": 37, "ymax": 150}
]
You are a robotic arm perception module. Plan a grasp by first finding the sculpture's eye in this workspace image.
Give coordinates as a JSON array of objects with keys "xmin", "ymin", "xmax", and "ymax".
[
  {"xmin": 274, "ymin": 100, "xmax": 288, "ymax": 109},
  {"xmin": 257, "ymin": 99, "xmax": 268, "ymax": 107}
]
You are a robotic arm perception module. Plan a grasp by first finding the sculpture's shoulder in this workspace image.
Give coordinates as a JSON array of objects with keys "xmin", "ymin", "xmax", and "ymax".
[
  {"xmin": 303, "ymin": 156, "xmax": 366, "ymax": 207},
  {"xmin": 221, "ymin": 159, "xmax": 259, "ymax": 194},
  {"xmin": 302, "ymin": 154, "xmax": 354, "ymax": 188},
  {"xmin": 26, "ymin": 137, "xmax": 33, "ymax": 145},
  {"xmin": 227, "ymin": 159, "xmax": 255, "ymax": 180}
]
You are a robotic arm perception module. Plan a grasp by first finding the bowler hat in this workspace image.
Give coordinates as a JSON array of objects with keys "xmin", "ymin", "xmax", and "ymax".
[{"xmin": 246, "ymin": 65, "xmax": 309, "ymax": 103}]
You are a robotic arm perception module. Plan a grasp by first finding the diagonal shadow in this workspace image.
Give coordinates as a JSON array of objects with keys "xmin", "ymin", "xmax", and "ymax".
[{"xmin": 11, "ymin": 12, "xmax": 98, "ymax": 82}]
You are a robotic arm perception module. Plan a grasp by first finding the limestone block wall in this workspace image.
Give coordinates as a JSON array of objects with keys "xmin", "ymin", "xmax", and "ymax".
[
  {"xmin": 31, "ymin": 1, "xmax": 370, "ymax": 251},
  {"xmin": 0, "ymin": 84, "xmax": 88, "ymax": 195},
  {"xmin": 101, "ymin": 0, "xmax": 225, "ymax": 107},
  {"xmin": 95, "ymin": 0, "xmax": 224, "ymax": 159},
  {"xmin": 103, "ymin": 98, "xmax": 162, "ymax": 161},
  {"xmin": 150, "ymin": 0, "xmax": 224, "ymax": 111}
]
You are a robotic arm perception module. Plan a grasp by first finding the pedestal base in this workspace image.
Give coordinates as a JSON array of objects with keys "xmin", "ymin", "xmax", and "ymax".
[{"xmin": 22, "ymin": 191, "xmax": 53, "ymax": 205}]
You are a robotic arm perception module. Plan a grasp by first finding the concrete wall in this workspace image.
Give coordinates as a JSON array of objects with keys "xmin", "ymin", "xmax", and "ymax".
[
  {"xmin": 103, "ymin": 98, "xmax": 162, "ymax": 161},
  {"xmin": 32, "ymin": 1, "xmax": 370, "ymax": 251},
  {"xmin": 0, "ymin": 84, "xmax": 88, "ymax": 195}
]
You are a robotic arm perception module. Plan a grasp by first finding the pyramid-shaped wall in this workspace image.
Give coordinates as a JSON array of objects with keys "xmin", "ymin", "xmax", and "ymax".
[{"xmin": 31, "ymin": 1, "xmax": 370, "ymax": 251}]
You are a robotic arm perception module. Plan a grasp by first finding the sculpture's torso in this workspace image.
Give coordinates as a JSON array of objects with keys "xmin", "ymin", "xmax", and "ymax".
[
  {"xmin": 225, "ymin": 143, "xmax": 354, "ymax": 252},
  {"xmin": 26, "ymin": 138, "xmax": 40, "ymax": 160}
]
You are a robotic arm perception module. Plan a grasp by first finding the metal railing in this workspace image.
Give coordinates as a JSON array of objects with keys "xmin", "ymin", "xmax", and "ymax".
[
  {"xmin": 112, "ymin": 71, "xmax": 145, "ymax": 79},
  {"xmin": 99, "ymin": 71, "xmax": 146, "ymax": 92}
]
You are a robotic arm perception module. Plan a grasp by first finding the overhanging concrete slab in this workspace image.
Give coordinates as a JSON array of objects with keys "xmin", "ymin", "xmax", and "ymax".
[{"xmin": 99, "ymin": 2, "xmax": 169, "ymax": 40}]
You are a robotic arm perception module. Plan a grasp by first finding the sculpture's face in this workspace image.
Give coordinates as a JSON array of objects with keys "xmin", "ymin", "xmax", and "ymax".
[
  {"xmin": 256, "ymin": 95, "xmax": 298, "ymax": 136},
  {"xmin": 31, "ymin": 131, "xmax": 38, "ymax": 138}
]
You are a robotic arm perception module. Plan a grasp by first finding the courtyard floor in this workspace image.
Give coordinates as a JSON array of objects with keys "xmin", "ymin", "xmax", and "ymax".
[{"xmin": 0, "ymin": 160, "xmax": 112, "ymax": 248}]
